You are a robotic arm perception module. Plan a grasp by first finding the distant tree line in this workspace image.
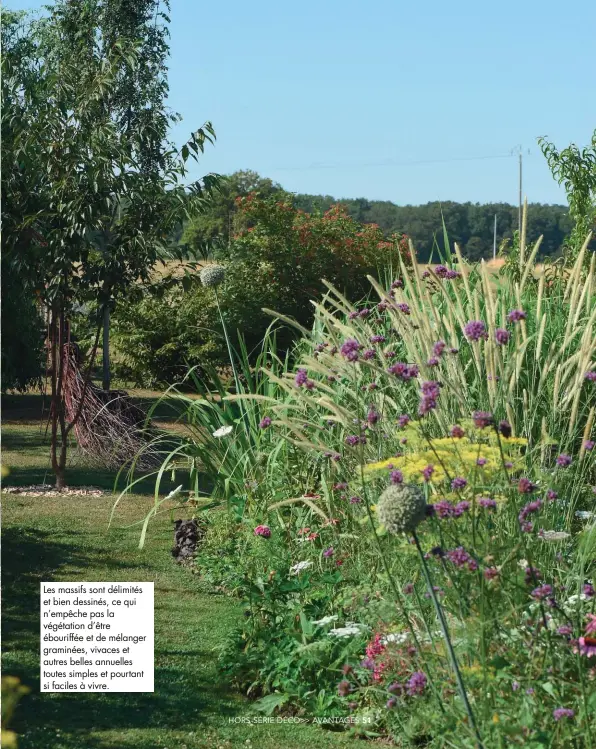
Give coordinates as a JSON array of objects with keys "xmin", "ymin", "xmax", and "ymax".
[{"xmin": 180, "ymin": 171, "xmax": 574, "ymax": 263}]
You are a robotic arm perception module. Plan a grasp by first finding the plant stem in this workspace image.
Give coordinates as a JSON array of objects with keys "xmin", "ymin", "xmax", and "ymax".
[{"xmin": 412, "ymin": 530, "xmax": 485, "ymax": 749}]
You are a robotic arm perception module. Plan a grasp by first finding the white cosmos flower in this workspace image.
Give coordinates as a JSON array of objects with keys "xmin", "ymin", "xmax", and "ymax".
[
  {"xmin": 540, "ymin": 530, "xmax": 571, "ymax": 542},
  {"xmin": 164, "ymin": 485, "xmax": 184, "ymax": 501},
  {"xmin": 328, "ymin": 622, "xmax": 368, "ymax": 638},
  {"xmin": 312, "ymin": 615, "xmax": 338, "ymax": 626},
  {"xmin": 518, "ymin": 559, "xmax": 529, "ymax": 569},
  {"xmin": 381, "ymin": 632, "xmax": 409, "ymax": 645},
  {"xmin": 290, "ymin": 560, "xmax": 312, "ymax": 575},
  {"xmin": 212, "ymin": 425, "xmax": 233, "ymax": 438}
]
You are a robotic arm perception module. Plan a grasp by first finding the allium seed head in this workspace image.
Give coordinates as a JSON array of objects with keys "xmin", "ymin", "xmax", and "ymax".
[
  {"xmin": 199, "ymin": 264, "xmax": 226, "ymax": 287},
  {"xmin": 377, "ymin": 483, "xmax": 427, "ymax": 534}
]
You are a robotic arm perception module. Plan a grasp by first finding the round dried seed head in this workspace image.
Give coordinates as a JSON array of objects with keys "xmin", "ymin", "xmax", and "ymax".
[
  {"xmin": 377, "ymin": 483, "xmax": 427, "ymax": 534},
  {"xmin": 199, "ymin": 264, "xmax": 226, "ymax": 288}
]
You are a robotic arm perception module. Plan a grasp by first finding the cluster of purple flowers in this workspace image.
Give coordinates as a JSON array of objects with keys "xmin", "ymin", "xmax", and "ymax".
[
  {"xmin": 434, "ymin": 265, "xmax": 459, "ymax": 280},
  {"xmin": 422, "ymin": 464, "xmax": 434, "ymax": 482},
  {"xmin": 370, "ymin": 334, "xmax": 386, "ymax": 344},
  {"xmin": 519, "ymin": 498, "xmax": 542, "ymax": 532},
  {"xmin": 473, "ymin": 411, "xmax": 493, "ymax": 428},
  {"xmin": 345, "ymin": 435, "xmax": 364, "ymax": 447},
  {"xmin": 450, "ymin": 424, "xmax": 465, "ymax": 438},
  {"xmin": 464, "ymin": 320, "xmax": 488, "ymax": 342},
  {"xmin": 531, "ymin": 583, "xmax": 553, "ymax": 600},
  {"xmin": 397, "ymin": 414, "xmax": 410, "ymax": 429},
  {"xmin": 432, "ymin": 340, "xmax": 446, "ymax": 357},
  {"xmin": 433, "ymin": 500, "xmax": 469, "ymax": 519},
  {"xmin": 478, "ymin": 497, "xmax": 497, "ymax": 510},
  {"xmin": 362, "ymin": 348, "xmax": 376, "ymax": 360},
  {"xmin": 495, "ymin": 328, "xmax": 510, "ymax": 345},
  {"xmin": 391, "ymin": 279, "xmax": 404, "ymax": 290},
  {"xmin": 389, "ymin": 470, "xmax": 404, "ymax": 485},
  {"xmin": 418, "ymin": 380, "xmax": 441, "ymax": 416},
  {"xmin": 556, "ymin": 453, "xmax": 572, "ymax": 467},
  {"xmin": 445, "ymin": 546, "xmax": 478, "ymax": 571},
  {"xmin": 585, "ymin": 370, "xmax": 596, "ymax": 382},
  {"xmin": 340, "ymin": 338, "xmax": 362, "ymax": 362},
  {"xmin": 518, "ymin": 477, "xmax": 537, "ymax": 494},
  {"xmin": 405, "ymin": 671, "xmax": 427, "ymax": 696},
  {"xmin": 259, "ymin": 416, "xmax": 272, "ymax": 429},
  {"xmin": 553, "ymin": 707, "xmax": 575, "ymax": 721},
  {"xmin": 507, "ymin": 308, "xmax": 527, "ymax": 323},
  {"xmin": 367, "ymin": 407, "xmax": 380, "ymax": 425},
  {"xmin": 388, "ymin": 362, "xmax": 419, "ymax": 381},
  {"xmin": 295, "ymin": 368, "xmax": 315, "ymax": 389},
  {"xmin": 451, "ymin": 476, "xmax": 468, "ymax": 490},
  {"xmin": 397, "ymin": 302, "xmax": 411, "ymax": 315}
]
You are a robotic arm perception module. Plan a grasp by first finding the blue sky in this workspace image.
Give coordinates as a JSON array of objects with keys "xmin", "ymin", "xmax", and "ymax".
[{"xmin": 12, "ymin": 0, "xmax": 596, "ymax": 205}]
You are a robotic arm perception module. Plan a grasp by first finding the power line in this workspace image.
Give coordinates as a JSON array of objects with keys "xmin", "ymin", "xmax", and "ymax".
[{"xmin": 270, "ymin": 152, "xmax": 525, "ymax": 172}]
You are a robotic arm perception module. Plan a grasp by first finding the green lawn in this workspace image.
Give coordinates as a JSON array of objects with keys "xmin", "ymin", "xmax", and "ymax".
[{"xmin": 1, "ymin": 394, "xmax": 360, "ymax": 749}]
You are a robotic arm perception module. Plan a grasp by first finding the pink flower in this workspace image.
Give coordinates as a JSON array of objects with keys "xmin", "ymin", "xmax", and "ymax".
[
  {"xmin": 254, "ymin": 525, "xmax": 271, "ymax": 538},
  {"xmin": 577, "ymin": 637, "xmax": 596, "ymax": 658}
]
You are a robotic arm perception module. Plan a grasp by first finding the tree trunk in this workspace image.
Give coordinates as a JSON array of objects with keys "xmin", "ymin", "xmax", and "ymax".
[
  {"xmin": 49, "ymin": 306, "xmax": 68, "ymax": 490},
  {"xmin": 102, "ymin": 303, "xmax": 110, "ymax": 391}
]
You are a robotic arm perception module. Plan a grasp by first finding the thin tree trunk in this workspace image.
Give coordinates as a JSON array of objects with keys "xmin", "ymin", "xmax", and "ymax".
[{"xmin": 102, "ymin": 302, "xmax": 110, "ymax": 391}]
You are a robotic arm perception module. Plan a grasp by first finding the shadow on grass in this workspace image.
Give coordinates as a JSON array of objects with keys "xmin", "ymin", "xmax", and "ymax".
[{"xmin": 2, "ymin": 525, "xmax": 238, "ymax": 749}]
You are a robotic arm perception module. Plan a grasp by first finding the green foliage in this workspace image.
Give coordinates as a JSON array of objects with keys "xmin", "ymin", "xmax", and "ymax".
[
  {"xmin": 0, "ymin": 262, "xmax": 45, "ymax": 393},
  {"xmin": 111, "ymin": 195, "xmax": 411, "ymax": 386},
  {"xmin": 539, "ymin": 130, "xmax": 596, "ymax": 259},
  {"xmin": 184, "ymin": 168, "xmax": 574, "ymax": 264},
  {"xmin": 180, "ymin": 170, "xmax": 286, "ymax": 257}
]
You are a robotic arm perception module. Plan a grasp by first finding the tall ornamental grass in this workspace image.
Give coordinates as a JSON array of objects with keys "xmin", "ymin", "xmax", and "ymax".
[{"xmin": 119, "ymin": 225, "xmax": 596, "ymax": 747}]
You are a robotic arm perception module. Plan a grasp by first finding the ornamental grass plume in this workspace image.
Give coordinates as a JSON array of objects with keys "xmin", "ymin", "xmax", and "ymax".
[
  {"xmin": 377, "ymin": 483, "xmax": 427, "ymax": 534},
  {"xmin": 199, "ymin": 264, "xmax": 226, "ymax": 288}
]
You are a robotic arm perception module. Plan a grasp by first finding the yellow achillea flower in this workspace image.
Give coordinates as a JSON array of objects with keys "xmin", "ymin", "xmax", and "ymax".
[{"xmin": 364, "ymin": 424, "xmax": 526, "ymax": 486}]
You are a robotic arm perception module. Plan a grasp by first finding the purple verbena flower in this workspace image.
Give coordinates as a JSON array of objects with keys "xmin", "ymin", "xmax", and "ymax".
[
  {"xmin": 451, "ymin": 477, "xmax": 467, "ymax": 491},
  {"xmin": 507, "ymin": 308, "xmax": 527, "ymax": 323},
  {"xmin": 370, "ymin": 334, "xmax": 386, "ymax": 344},
  {"xmin": 422, "ymin": 464, "xmax": 434, "ymax": 482},
  {"xmin": 531, "ymin": 583, "xmax": 553, "ymax": 600},
  {"xmin": 584, "ymin": 440, "xmax": 595, "ymax": 451},
  {"xmin": 556, "ymin": 453, "xmax": 572, "ymax": 467},
  {"xmin": 259, "ymin": 416, "xmax": 272, "ymax": 429},
  {"xmin": 295, "ymin": 368, "xmax": 308, "ymax": 386},
  {"xmin": 323, "ymin": 546, "xmax": 334, "ymax": 558},
  {"xmin": 473, "ymin": 410, "xmax": 494, "ymax": 428},
  {"xmin": 585, "ymin": 370, "xmax": 596, "ymax": 382},
  {"xmin": 432, "ymin": 340, "xmax": 446, "ymax": 357},
  {"xmin": 397, "ymin": 414, "xmax": 410, "ymax": 429},
  {"xmin": 518, "ymin": 477, "xmax": 536, "ymax": 494},
  {"xmin": 495, "ymin": 328, "xmax": 510, "ymax": 345},
  {"xmin": 390, "ymin": 470, "xmax": 404, "ymax": 485},
  {"xmin": 464, "ymin": 320, "xmax": 488, "ymax": 342},
  {"xmin": 478, "ymin": 497, "xmax": 497, "ymax": 510},
  {"xmin": 340, "ymin": 338, "xmax": 361, "ymax": 362},
  {"xmin": 345, "ymin": 435, "xmax": 360, "ymax": 447},
  {"xmin": 450, "ymin": 425, "xmax": 465, "ymax": 438},
  {"xmin": 406, "ymin": 671, "xmax": 427, "ymax": 696},
  {"xmin": 553, "ymin": 708, "xmax": 574, "ymax": 721},
  {"xmin": 397, "ymin": 303, "xmax": 411, "ymax": 315}
]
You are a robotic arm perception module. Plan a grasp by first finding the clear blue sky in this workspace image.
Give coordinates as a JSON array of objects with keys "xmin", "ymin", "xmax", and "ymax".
[{"xmin": 11, "ymin": 0, "xmax": 596, "ymax": 205}]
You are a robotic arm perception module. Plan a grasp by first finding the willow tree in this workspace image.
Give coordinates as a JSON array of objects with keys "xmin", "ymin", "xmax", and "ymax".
[{"xmin": 1, "ymin": 7, "xmax": 217, "ymax": 488}]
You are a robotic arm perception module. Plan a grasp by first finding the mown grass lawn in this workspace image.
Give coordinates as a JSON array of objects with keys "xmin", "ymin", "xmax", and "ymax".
[{"xmin": 1, "ymin": 394, "xmax": 360, "ymax": 749}]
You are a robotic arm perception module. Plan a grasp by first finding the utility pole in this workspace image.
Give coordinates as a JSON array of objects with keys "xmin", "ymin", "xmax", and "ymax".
[
  {"xmin": 511, "ymin": 145, "xmax": 523, "ymax": 234},
  {"xmin": 518, "ymin": 152, "xmax": 522, "ymax": 234},
  {"xmin": 493, "ymin": 214, "xmax": 497, "ymax": 260}
]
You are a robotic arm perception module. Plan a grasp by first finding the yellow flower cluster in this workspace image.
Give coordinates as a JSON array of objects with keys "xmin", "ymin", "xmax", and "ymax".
[{"xmin": 364, "ymin": 424, "xmax": 527, "ymax": 487}]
